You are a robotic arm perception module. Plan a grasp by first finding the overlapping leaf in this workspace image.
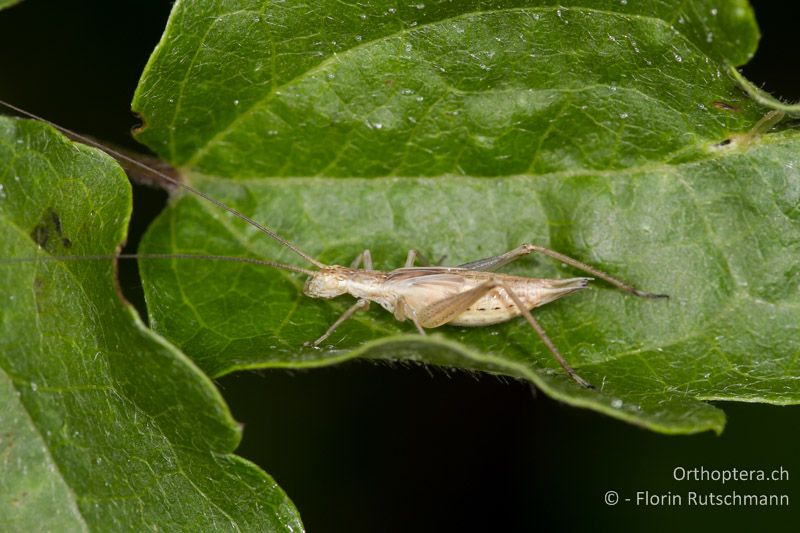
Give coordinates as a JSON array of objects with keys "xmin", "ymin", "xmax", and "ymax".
[
  {"xmin": 0, "ymin": 0, "xmax": 23, "ymax": 11},
  {"xmin": 131, "ymin": 0, "xmax": 799, "ymax": 434},
  {"xmin": 0, "ymin": 118, "xmax": 302, "ymax": 530},
  {"xmin": 135, "ymin": 0, "xmax": 762, "ymax": 179}
]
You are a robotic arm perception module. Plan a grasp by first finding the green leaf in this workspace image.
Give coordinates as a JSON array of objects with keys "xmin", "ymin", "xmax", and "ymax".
[
  {"xmin": 131, "ymin": 0, "xmax": 799, "ymax": 434},
  {"xmin": 133, "ymin": 0, "xmax": 761, "ymax": 177},
  {"xmin": 0, "ymin": 118, "xmax": 302, "ymax": 530},
  {"xmin": 0, "ymin": 0, "xmax": 23, "ymax": 11}
]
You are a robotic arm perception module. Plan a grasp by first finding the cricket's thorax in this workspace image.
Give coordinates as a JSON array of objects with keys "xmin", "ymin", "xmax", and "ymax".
[
  {"xmin": 303, "ymin": 267, "xmax": 391, "ymax": 302},
  {"xmin": 304, "ymin": 266, "xmax": 590, "ymax": 328}
]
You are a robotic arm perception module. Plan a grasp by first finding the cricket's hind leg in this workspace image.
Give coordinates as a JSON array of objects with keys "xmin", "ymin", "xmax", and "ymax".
[
  {"xmin": 459, "ymin": 244, "xmax": 667, "ymax": 299},
  {"xmin": 494, "ymin": 279, "xmax": 593, "ymax": 389},
  {"xmin": 457, "ymin": 245, "xmax": 533, "ymax": 271},
  {"xmin": 412, "ymin": 277, "xmax": 593, "ymax": 388}
]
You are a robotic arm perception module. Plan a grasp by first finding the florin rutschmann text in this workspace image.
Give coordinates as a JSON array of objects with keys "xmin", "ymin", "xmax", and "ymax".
[
  {"xmin": 603, "ymin": 466, "xmax": 790, "ymax": 508},
  {"xmin": 632, "ymin": 490, "xmax": 788, "ymax": 507}
]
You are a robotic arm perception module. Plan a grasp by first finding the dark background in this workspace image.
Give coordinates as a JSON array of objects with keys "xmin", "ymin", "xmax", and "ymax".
[{"xmin": 1, "ymin": 2, "xmax": 798, "ymax": 531}]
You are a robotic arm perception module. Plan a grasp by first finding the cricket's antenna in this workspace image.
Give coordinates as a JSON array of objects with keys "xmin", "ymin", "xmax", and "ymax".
[
  {"xmin": 0, "ymin": 99, "xmax": 327, "ymax": 269},
  {"xmin": 0, "ymin": 253, "xmax": 316, "ymax": 276}
]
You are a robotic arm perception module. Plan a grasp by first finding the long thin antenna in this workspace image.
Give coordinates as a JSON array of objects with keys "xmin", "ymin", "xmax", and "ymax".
[
  {"xmin": 0, "ymin": 253, "xmax": 316, "ymax": 276},
  {"xmin": 0, "ymin": 99, "xmax": 326, "ymax": 269}
]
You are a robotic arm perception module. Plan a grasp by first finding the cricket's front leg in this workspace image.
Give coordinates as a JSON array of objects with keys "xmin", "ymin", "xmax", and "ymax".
[{"xmin": 304, "ymin": 298, "xmax": 370, "ymax": 347}]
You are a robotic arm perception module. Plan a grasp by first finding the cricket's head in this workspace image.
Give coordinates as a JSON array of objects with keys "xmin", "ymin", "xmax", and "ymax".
[{"xmin": 303, "ymin": 266, "xmax": 351, "ymax": 299}]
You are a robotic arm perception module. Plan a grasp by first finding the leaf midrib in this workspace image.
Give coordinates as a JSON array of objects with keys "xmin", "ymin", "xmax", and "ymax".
[{"xmin": 186, "ymin": 129, "xmax": 793, "ymax": 189}]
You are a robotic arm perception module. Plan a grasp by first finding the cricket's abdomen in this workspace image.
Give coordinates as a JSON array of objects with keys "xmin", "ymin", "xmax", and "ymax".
[
  {"xmin": 447, "ymin": 287, "xmax": 525, "ymax": 326},
  {"xmin": 447, "ymin": 276, "xmax": 589, "ymax": 327},
  {"xmin": 379, "ymin": 268, "xmax": 591, "ymax": 328}
]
